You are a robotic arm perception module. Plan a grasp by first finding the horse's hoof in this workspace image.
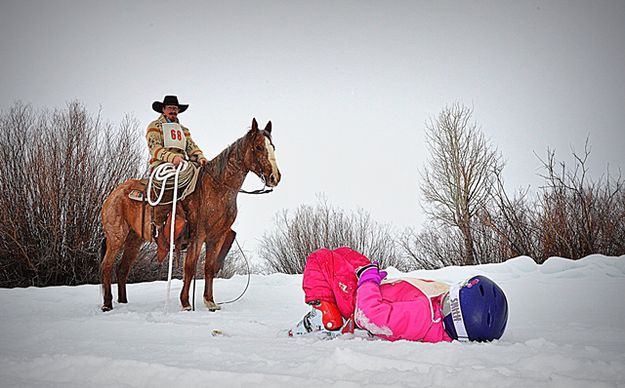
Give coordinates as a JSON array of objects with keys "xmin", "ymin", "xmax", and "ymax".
[
  {"xmin": 204, "ymin": 300, "xmax": 221, "ymax": 311},
  {"xmin": 181, "ymin": 305, "xmax": 192, "ymax": 311},
  {"xmin": 101, "ymin": 305, "xmax": 113, "ymax": 312}
]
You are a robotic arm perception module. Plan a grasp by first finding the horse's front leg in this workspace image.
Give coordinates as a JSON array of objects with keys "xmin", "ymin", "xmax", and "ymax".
[
  {"xmin": 203, "ymin": 234, "xmax": 228, "ymax": 311},
  {"xmin": 179, "ymin": 239, "xmax": 203, "ymax": 311}
]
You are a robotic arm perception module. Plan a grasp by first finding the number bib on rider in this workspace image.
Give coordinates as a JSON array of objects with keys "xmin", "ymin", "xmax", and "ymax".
[{"xmin": 162, "ymin": 123, "xmax": 187, "ymax": 151}]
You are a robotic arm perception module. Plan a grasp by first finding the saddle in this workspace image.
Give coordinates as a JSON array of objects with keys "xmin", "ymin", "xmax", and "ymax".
[
  {"xmin": 127, "ymin": 164, "xmax": 200, "ymax": 262},
  {"xmin": 129, "ymin": 162, "xmax": 200, "ymax": 204}
]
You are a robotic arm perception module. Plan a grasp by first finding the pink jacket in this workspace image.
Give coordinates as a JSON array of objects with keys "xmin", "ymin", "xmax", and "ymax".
[
  {"xmin": 302, "ymin": 247, "xmax": 370, "ymax": 319},
  {"xmin": 302, "ymin": 247, "xmax": 452, "ymax": 343},
  {"xmin": 355, "ymin": 280, "xmax": 452, "ymax": 343}
]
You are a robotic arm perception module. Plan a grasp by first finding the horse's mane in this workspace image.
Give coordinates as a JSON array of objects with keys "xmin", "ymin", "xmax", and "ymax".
[
  {"xmin": 200, "ymin": 128, "xmax": 273, "ymax": 182},
  {"xmin": 202, "ymin": 133, "xmax": 247, "ymax": 180}
]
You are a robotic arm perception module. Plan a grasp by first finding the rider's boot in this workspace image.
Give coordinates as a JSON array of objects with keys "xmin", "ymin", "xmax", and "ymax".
[{"xmin": 155, "ymin": 203, "xmax": 187, "ymax": 262}]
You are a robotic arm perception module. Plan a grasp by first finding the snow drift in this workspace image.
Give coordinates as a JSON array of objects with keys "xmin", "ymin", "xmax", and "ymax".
[{"xmin": 1, "ymin": 254, "xmax": 624, "ymax": 387}]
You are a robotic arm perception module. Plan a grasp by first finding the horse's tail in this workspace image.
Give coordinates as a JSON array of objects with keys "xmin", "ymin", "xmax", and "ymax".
[{"xmin": 99, "ymin": 238, "xmax": 107, "ymax": 261}]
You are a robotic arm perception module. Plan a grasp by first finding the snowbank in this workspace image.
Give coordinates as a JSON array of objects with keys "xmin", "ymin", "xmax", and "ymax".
[{"xmin": 1, "ymin": 255, "xmax": 624, "ymax": 387}]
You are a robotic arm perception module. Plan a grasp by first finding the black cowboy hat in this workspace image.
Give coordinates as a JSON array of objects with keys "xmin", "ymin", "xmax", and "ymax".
[{"xmin": 152, "ymin": 95, "xmax": 189, "ymax": 113}]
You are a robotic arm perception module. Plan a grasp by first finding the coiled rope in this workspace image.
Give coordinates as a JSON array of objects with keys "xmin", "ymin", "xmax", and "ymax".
[{"xmin": 147, "ymin": 161, "xmax": 188, "ymax": 313}]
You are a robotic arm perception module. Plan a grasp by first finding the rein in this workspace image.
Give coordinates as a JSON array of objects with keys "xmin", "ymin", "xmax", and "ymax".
[{"xmin": 239, "ymin": 186, "xmax": 273, "ymax": 195}]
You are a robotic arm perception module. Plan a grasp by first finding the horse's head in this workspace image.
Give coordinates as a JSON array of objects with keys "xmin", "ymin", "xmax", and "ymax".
[{"xmin": 244, "ymin": 118, "xmax": 281, "ymax": 187}]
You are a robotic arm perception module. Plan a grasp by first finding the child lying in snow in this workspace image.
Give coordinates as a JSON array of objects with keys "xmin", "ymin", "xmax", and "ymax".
[{"xmin": 289, "ymin": 247, "xmax": 508, "ymax": 342}]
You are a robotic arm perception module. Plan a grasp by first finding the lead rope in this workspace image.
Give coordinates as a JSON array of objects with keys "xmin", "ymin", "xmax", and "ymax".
[
  {"xmin": 192, "ymin": 237, "xmax": 251, "ymax": 311},
  {"xmin": 147, "ymin": 161, "xmax": 188, "ymax": 314},
  {"xmin": 217, "ymin": 238, "xmax": 251, "ymax": 305}
]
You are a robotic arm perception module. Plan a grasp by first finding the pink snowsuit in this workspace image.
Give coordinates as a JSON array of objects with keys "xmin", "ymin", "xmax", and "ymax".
[
  {"xmin": 302, "ymin": 247, "xmax": 370, "ymax": 319},
  {"xmin": 302, "ymin": 247, "xmax": 452, "ymax": 343}
]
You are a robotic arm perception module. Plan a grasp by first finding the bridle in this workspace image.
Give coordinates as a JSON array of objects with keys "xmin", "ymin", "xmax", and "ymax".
[
  {"xmin": 203, "ymin": 131, "xmax": 276, "ymax": 195},
  {"xmin": 240, "ymin": 135, "xmax": 275, "ymax": 194}
]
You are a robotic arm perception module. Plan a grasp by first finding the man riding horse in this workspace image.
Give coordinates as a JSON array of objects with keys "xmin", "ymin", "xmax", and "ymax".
[
  {"xmin": 101, "ymin": 98, "xmax": 281, "ymax": 311},
  {"xmin": 146, "ymin": 95, "xmax": 207, "ymax": 251},
  {"xmin": 147, "ymin": 95, "xmax": 208, "ymax": 171}
]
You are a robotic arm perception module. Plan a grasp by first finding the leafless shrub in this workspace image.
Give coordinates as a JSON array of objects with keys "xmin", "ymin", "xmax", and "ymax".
[
  {"xmin": 124, "ymin": 241, "xmax": 251, "ymax": 283},
  {"xmin": 215, "ymin": 242, "xmax": 252, "ymax": 279},
  {"xmin": 0, "ymin": 101, "xmax": 143, "ymax": 287},
  {"xmin": 259, "ymin": 197, "xmax": 404, "ymax": 274},
  {"xmin": 473, "ymin": 174, "xmax": 543, "ymax": 262},
  {"xmin": 399, "ymin": 208, "xmax": 530, "ymax": 271},
  {"xmin": 533, "ymin": 141, "xmax": 624, "ymax": 261},
  {"xmin": 398, "ymin": 225, "xmax": 464, "ymax": 269},
  {"xmin": 473, "ymin": 138, "xmax": 624, "ymax": 263}
]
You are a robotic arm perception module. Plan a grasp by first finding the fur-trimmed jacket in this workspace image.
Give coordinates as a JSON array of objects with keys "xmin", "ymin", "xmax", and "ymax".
[{"xmin": 146, "ymin": 114, "xmax": 207, "ymax": 170}]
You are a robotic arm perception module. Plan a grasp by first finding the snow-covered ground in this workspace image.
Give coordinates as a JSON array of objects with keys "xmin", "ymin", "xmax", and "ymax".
[{"xmin": 1, "ymin": 254, "xmax": 624, "ymax": 387}]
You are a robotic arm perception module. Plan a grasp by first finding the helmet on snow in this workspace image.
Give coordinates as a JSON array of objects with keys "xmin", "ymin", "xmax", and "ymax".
[{"xmin": 443, "ymin": 275, "xmax": 508, "ymax": 342}]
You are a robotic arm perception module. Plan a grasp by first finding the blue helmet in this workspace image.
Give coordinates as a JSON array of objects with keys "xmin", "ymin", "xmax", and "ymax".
[{"xmin": 443, "ymin": 275, "xmax": 508, "ymax": 342}]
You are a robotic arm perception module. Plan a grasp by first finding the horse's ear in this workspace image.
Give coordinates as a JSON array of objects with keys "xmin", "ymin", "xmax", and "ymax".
[
  {"xmin": 264, "ymin": 120, "xmax": 272, "ymax": 134},
  {"xmin": 251, "ymin": 118, "xmax": 258, "ymax": 131}
]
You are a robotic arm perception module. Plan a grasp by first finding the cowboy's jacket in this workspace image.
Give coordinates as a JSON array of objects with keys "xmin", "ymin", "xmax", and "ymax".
[{"xmin": 146, "ymin": 114, "xmax": 207, "ymax": 170}]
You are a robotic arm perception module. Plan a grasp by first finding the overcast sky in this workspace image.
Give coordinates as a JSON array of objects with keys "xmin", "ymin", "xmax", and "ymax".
[{"xmin": 1, "ymin": 0, "xmax": 624, "ymax": 253}]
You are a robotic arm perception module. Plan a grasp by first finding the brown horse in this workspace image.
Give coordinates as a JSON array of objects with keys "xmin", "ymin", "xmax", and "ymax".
[{"xmin": 100, "ymin": 118, "xmax": 281, "ymax": 312}]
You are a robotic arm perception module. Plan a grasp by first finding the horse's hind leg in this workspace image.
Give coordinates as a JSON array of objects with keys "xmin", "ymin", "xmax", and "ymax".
[
  {"xmin": 101, "ymin": 234, "xmax": 124, "ymax": 311},
  {"xmin": 116, "ymin": 231, "xmax": 143, "ymax": 304}
]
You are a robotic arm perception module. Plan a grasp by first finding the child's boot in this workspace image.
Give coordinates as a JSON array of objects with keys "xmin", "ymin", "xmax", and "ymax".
[{"xmin": 288, "ymin": 300, "xmax": 343, "ymax": 337}]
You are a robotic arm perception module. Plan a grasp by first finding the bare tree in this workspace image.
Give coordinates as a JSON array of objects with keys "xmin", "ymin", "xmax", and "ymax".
[
  {"xmin": 259, "ymin": 196, "xmax": 404, "ymax": 274},
  {"xmin": 0, "ymin": 101, "xmax": 143, "ymax": 287},
  {"xmin": 420, "ymin": 103, "xmax": 503, "ymax": 265}
]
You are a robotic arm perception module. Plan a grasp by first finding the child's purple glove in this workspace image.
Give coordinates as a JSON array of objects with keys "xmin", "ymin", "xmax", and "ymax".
[{"xmin": 356, "ymin": 262, "xmax": 388, "ymax": 287}]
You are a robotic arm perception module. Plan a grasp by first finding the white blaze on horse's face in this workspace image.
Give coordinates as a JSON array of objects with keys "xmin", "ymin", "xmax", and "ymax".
[{"xmin": 264, "ymin": 136, "xmax": 281, "ymax": 187}]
